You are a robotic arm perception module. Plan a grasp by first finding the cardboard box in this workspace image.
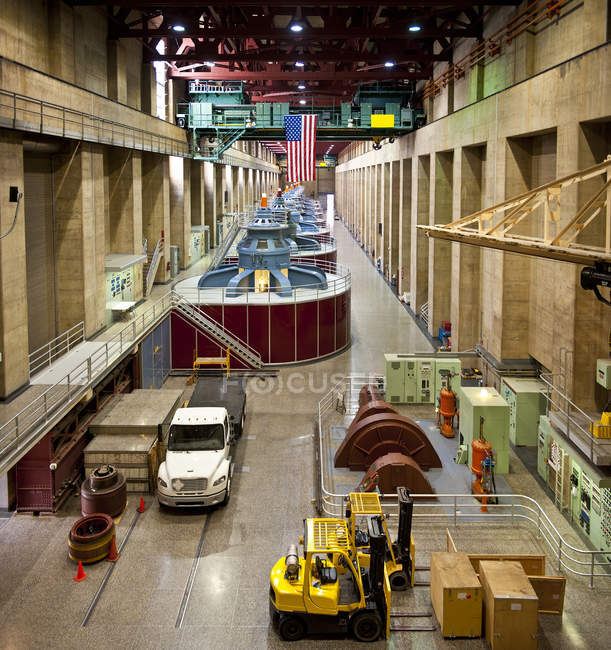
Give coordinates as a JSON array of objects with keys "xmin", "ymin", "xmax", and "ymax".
[
  {"xmin": 480, "ymin": 560, "xmax": 538, "ymax": 650},
  {"xmin": 430, "ymin": 552, "xmax": 482, "ymax": 638}
]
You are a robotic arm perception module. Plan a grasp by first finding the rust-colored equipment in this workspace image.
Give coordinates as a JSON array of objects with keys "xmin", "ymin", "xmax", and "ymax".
[
  {"xmin": 346, "ymin": 400, "xmax": 398, "ymax": 437},
  {"xmin": 438, "ymin": 371, "xmax": 457, "ymax": 438},
  {"xmin": 81, "ymin": 465, "xmax": 127, "ymax": 518},
  {"xmin": 358, "ymin": 453, "xmax": 436, "ymax": 496},
  {"xmin": 471, "ymin": 417, "xmax": 497, "ymax": 512},
  {"xmin": 358, "ymin": 383, "xmax": 384, "ymax": 407},
  {"xmin": 334, "ymin": 412, "xmax": 442, "ymax": 471}
]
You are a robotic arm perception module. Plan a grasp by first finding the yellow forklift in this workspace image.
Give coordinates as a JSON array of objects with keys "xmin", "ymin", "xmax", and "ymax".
[
  {"xmin": 345, "ymin": 487, "xmax": 415, "ymax": 591},
  {"xmin": 269, "ymin": 516, "xmax": 391, "ymax": 642}
]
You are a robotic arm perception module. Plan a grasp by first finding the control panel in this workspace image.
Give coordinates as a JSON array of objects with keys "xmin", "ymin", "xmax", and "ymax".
[{"xmin": 602, "ymin": 487, "xmax": 611, "ymax": 547}]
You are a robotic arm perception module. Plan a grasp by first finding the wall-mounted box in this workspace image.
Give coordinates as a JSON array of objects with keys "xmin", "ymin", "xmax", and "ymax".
[{"xmin": 597, "ymin": 359, "xmax": 611, "ymax": 388}]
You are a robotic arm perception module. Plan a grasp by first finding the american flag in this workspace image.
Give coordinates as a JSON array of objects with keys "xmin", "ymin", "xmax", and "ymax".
[{"xmin": 284, "ymin": 114, "xmax": 317, "ymax": 183}]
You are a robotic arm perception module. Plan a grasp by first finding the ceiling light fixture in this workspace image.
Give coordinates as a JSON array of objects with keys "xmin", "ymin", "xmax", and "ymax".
[
  {"xmin": 297, "ymin": 83, "xmax": 306, "ymax": 90},
  {"xmin": 384, "ymin": 61, "xmax": 395, "ymax": 68},
  {"xmin": 172, "ymin": 24, "xmax": 186, "ymax": 32},
  {"xmin": 295, "ymin": 61, "xmax": 305, "ymax": 67},
  {"xmin": 290, "ymin": 23, "xmax": 304, "ymax": 33},
  {"xmin": 299, "ymin": 99, "xmax": 307, "ymax": 104},
  {"xmin": 409, "ymin": 25, "xmax": 422, "ymax": 32}
]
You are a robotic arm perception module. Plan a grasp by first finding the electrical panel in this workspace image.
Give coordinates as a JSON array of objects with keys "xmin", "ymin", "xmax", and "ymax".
[
  {"xmin": 596, "ymin": 359, "xmax": 611, "ymax": 388},
  {"xmin": 538, "ymin": 415, "xmax": 611, "ymax": 551},
  {"xmin": 384, "ymin": 355, "xmax": 461, "ymax": 405},
  {"xmin": 500, "ymin": 377, "xmax": 547, "ymax": 446},
  {"xmin": 385, "ymin": 355, "xmax": 405, "ymax": 403},
  {"xmin": 417, "ymin": 360, "xmax": 434, "ymax": 403}
]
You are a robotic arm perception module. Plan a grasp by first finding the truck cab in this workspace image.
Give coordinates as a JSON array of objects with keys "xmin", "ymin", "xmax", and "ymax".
[{"xmin": 157, "ymin": 406, "xmax": 233, "ymax": 508}]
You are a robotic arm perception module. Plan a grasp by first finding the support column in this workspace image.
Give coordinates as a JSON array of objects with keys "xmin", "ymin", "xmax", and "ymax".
[
  {"xmin": 428, "ymin": 151, "xmax": 453, "ymax": 336},
  {"xmin": 214, "ymin": 164, "xmax": 224, "ymax": 245},
  {"xmin": 169, "ymin": 156, "xmax": 191, "ymax": 269},
  {"xmin": 203, "ymin": 161, "xmax": 216, "ymax": 249},
  {"xmin": 107, "ymin": 149, "xmax": 142, "ymax": 254},
  {"xmin": 0, "ymin": 131, "xmax": 29, "ymax": 397},
  {"xmin": 142, "ymin": 153, "xmax": 170, "ymax": 284},
  {"xmin": 237, "ymin": 167, "xmax": 245, "ymax": 212},
  {"xmin": 190, "ymin": 160, "xmax": 204, "ymax": 226},
  {"xmin": 247, "ymin": 168, "xmax": 254, "ymax": 209},
  {"xmin": 398, "ymin": 158, "xmax": 412, "ymax": 296},
  {"xmin": 47, "ymin": 0, "xmax": 75, "ymax": 83},
  {"xmin": 53, "ymin": 142, "xmax": 106, "ymax": 336},
  {"xmin": 381, "ymin": 162, "xmax": 390, "ymax": 276},
  {"xmin": 140, "ymin": 65, "xmax": 157, "ymax": 117},
  {"xmin": 411, "ymin": 156, "xmax": 430, "ymax": 314},
  {"xmin": 388, "ymin": 160, "xmax": 400, "ymax": 288},
  {"xmin": 107, "ymin": 40, "xmax": 127, "ymax": 104}
]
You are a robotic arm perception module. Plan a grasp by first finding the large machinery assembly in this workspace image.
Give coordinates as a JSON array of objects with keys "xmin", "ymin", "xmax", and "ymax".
[{"xmin": 334, "ymin": 384, "xmax": 439, "ymax": 496}]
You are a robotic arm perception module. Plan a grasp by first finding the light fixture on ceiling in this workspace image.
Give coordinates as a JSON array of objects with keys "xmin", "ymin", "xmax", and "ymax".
[
  {"xmin": 299, "ymin": 99, "xmax": 307, "ymax": 104},
  {"xmin": 172, "ymin": 24, "xmax": 186, "ymax": 32},
  {"xmin": 409, "ymin": 25, "xmax": 422, "ymax": 32},
  {"xmin": 297, "ymin": 83, "xmax": 306, "ymax": 90},
  {"xmin": 384, "ymin": 61, "xmax": 395, "ymax": 68},
  {"xmin": 290, "ymin": 22, "xmax": 304, "ymax": 33},
  {"xmin": 295, "ymin": 61, "xmax": 305, "ymax": 67}
]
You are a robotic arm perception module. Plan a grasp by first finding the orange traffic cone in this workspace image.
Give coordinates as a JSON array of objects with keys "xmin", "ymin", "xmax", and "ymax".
[
  {"xmin": 73, "ymin": 561, "xmax": 87, "ymax": 582},
  {"xmin": 137, "ymin": 496, "xmax": 146, "ymax": 513},
  {"xmin": 106, "ymin": 535, "xmax": 120, "ymax": 563}
]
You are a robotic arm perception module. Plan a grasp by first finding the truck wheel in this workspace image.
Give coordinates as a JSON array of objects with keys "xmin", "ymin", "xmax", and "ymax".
[
  {"xmin": 279, "ymin": 615, "xmax": 305, "ymax": 641},
  {"xmin": 389, "ymin": 569, "xmax": 409, "ymax": 591},
  {"xmin": 221, "ymin": 477, "xmax": 231, "ymax": 506},
  {"xmin": 351, "ymin": 611, "xmax": 383, "ymax": 642}
]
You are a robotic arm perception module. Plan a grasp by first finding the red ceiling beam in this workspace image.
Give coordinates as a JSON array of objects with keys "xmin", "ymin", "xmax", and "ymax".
[
  {"xmin": 72, "ymin": 1, "xmax": 520, "ymax": 7},
  {"xmin": 113, "ymin": 26, "xmax": 479, "ymax": 39},
  {"xmin": 169, "ymin": 69, "xmax": 429, "ymax": 80},
  {"xmin": 155, "ymin": 52, "xmax": 447, "ymax": 63}
]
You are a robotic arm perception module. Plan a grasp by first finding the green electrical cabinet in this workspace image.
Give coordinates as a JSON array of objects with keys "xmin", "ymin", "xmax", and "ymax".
[
  {"xmin": 256, "ymin": 102, "xmax": 271, "ymax": 127},
  {"xmin": 272, "ymin": 102, "xmax": 290, "ymax": 126},
  {"xmin": 500, "ymin": 377, "xmax": 547, "ymax": 446},
  {"xmin": 190, "ymin": 102, "xmax": 213, "ymax": 128},
  {"xmin": 384, "ymin": 354, "xmax": 405, "ymax": 403},
  {"xmin": 360, "ymin": 103, "xmax": 373, "ymax": 127},
  {"xmin": 537, "ymin": 416, "xmax": 611, "ymax": 551},
  {"xmin": 385, "ymin": 102, "xmax": 400, "ymax": 127},
  {"xmin": 341, "ymin": 102, "xmax": 352, "ymax": 126},
  {"xmin": 434, "ymin": 359, "xmax": 462, "ymax": 398},
  {"xmin": 400, "ymin": 107, "xmax": 413, "ymax": 128},
  {"xmin": 458, "ymin": 387, "xmax": 510, "ymax": 474}
]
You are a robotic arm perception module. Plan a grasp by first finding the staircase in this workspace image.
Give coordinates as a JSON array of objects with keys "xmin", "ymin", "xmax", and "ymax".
[
  {"xmin": 142, "ymin": 238, "xmax": 164, "ymax": 297},
  {"xmin": 209, "ymin": 218, "xmax": 240, "ymax": 271},
  {"xmin": 196, "ymin": 127, "xmax": 247, "ymax": 162},
  {"xmin": 171, "ymin": 293, "xmax": 262, "ymax": 368}
]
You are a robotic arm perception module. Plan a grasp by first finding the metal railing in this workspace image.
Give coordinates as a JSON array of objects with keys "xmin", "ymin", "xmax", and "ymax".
[
  {"xmin": 28, "ymin": 321, "xmax": 85, "ymax": 377},
  {"xmin": 539, "ymin": 372, "xmax": 611, "ymax": 461},
  {"xmin": 0, "ymin": 290, "xmax": 261, "ymax": 476},
  {"xmin": 178, "ymin": 258, "xmax": 351, "ymax": 306},
  {"xmin": 419, "ymin": 301, "xmax": 429, "ymax": 327},
  {"xmin": 316, "ymin": 374, "xmax": 611, "ymax": 588},
  {"xmin": 0, "ymin": 88, "xmax": 189, "ymax": 157}
]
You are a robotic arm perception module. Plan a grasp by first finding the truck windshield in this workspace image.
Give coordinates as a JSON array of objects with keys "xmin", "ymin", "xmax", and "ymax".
[{"xmin": 168, "ymin": 424, "xmax": 225, "ymax": 451}]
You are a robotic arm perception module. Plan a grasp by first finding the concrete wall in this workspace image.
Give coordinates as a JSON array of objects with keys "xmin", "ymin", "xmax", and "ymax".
[{"xmin": 337, "ymin": 37, "xmax": 610, "ymax": 410}]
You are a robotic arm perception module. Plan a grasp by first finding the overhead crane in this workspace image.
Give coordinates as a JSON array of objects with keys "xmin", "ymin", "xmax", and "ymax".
[{"xmin": 176, "ymin": 81, "xmax": 425, "ymax": 161}]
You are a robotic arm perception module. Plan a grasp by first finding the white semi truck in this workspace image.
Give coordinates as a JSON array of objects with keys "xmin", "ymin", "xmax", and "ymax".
[{"xmin": 157, "ymin": 377, "xmax": 246, "ymax": 508}]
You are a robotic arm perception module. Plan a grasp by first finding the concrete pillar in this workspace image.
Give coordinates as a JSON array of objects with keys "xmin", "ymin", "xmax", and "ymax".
[
  {"xmin": 388, "ymin": 160, "xmax": 400, "ymax": 287},
  {"xmin": 141, "ymin": 64, "xmax": 157, "ymax": 117},
  {"xmin": 373, "ymin": 165, "xmax": 380, "ymax": 261},
  {"xmin": 53, "ymin": 142, "xmax": 106, "ymax": 336},
  {"xmin": 107, "ymin": 40, "xmax": 127, "ymax": 104},
  {"xmin": 47, "ymin": 0, "xmax": 75, "ymax": 84},
  {"xmin": 428, "ymin": 151, "xmax": 453, "ymax": 336},
  {"xmin": 169, "ymin": 156, "xmax": 191, "ymax": 269},
  {"xmin": 381, "ymin": 162, "xmax": 391, "ymax": 276},
  {"xmin": 214, "ymin": 164, "xmax": 224, "ymax": 244},
  {"xmin": 107, "ymin": 149, "xmax": 142, "ymax": 254},
  {"xmin": 203, "ymin": 161, "xmax": 216, "ymax": 248},
  {"xmin": 411, "ymin": 155, "xmax": 430, "ymax": 314},
  {"xmin": 0, "ymin": 131, "xmax": 29, "ymax": 398},
  {"xmin": 247, "ymin": 168, "xmax": 254, "ymax": 210},
  {"xmin": 398, "ymin": 158, "xmax": 412, "ymax": 296},
  {"xmin": 190, "ymin": 160, "xmax": 204, "ymax": 226},
  {"xmin": 237, "ymin": 167, "xmax": 245, "ymax": 212},
  {"xmin": 451, "ymin": 146, "xmax": 484, "ymax": 351},
  {"xmin": 142, "ymin": 153, "xmax": 170, "ymax": 284}
]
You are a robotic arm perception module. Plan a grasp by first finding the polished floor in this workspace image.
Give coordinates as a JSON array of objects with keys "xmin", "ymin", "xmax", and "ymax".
[{"xmin": 0, "ymin": 219, "xmax": 609, "ymax": 649}]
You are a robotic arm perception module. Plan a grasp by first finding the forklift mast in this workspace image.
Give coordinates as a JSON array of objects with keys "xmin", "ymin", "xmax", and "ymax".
[
  {"xmin": 367, "ymin": 515, "xmax": 389, "ymax": 623},
  {"xmin": 396, "ymin": 487, "xmax": 414, "ymax": 565}
]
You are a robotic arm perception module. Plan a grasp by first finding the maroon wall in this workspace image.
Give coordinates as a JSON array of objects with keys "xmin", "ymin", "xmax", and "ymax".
[{"xmin": 171, "ymin": 287, "xmax": 351, "ymax": 368}]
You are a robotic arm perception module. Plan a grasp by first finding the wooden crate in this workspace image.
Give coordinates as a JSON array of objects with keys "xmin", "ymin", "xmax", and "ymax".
[
  {"xmin": 528, "ymin": 576, "xmax": 566, "ymax": 615},
  {"xmin": 469, "ymin": 554, "xmax": 546, "ymax": 577},
  {"xmin": 430, "ymin": 552, "xmax": 482, "ymax": 638},
  {"xmin": 480, "ymin": 560, "xmax": 539, "ymax": 650}
]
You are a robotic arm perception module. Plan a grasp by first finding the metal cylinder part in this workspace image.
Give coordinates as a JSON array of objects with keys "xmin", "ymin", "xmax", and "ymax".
[{"xmin": 285, "ymin": 544, "xmax": 299, "ymax": 576}]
